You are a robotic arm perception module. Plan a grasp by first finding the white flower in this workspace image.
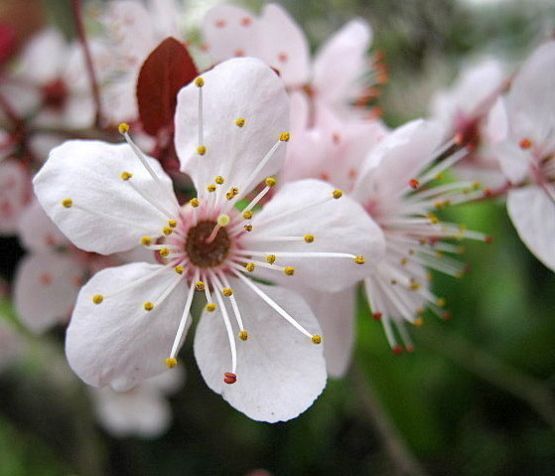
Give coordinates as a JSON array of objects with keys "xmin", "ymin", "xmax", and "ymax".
[
  {"xmin": 33, "ymin": 58, "xmax": 384, "ymax": 421},
  {"xmin": 0, "ymin": 158, "xmax": 30, "ymax": 236},
  {"xmin": 495, "ymin": 41, "xmax": 555, "ymax": 271},
  {"xmin": 92, "ymin": 367, "xmax": 184, "ymax": 438}
]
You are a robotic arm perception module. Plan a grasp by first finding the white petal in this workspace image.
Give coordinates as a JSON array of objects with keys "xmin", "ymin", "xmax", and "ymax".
[
  {"xmin": 18, "ymin": 28, "xmax": 65, "ymax": 84},
  {"xmin": 66, "ymin": 262, "xmax": 190, "ymax": 390},
  {"xmin": 299, "ymin": 286, "xmax": 356, "ymax": 378},
  {"xmin": 495, "ymin": 140, "xmax": 530, "ymax": 184},
  {"xmin": 246, "ymin": 179, "xmax": 385, "ymax": 292},
  {"xmin": 14, "ymin": 253, "xmax": 82, "ymax": 333},
  {"xmin": 0, "ymin": 160, "xmax": 30, "ymax": 236},
  {"xmin": 17, "ymin": 199, "xmax": 69, "ymax": 252},
  {"xmin": 506, "ymin": 41, "xmax": 555, "ymax": 148},
  {"xmin": 194, "ymin": 278, "xmax": 326, "ymax": 422},
  {"xmin": 202, "ymin": 4, "xmax": 261, "ymax": 61},
  {"xmin": 92, "ymin": 385, "xmax": 171, "ymax": 438},
  {"xmin": 507, "ymin": 187, "xmax": 555, "ymax": 271},
  {"xmin": 33, "ymin": 140, "xmax": 178, "ymax": 255},
  {"xmin": 257, "ymin": 4, "xmax": 310, "ymax": 86},
  {"xmin": 313, "ymin": 19, "xmax": 372, "ymax": 106},
  {"xmin": 352, "ymin": 119, "xmax": 444, "ymax": 208},
  {"xmin": 174, "ymin": 57, "xmax": 289, "ymax": 198}
]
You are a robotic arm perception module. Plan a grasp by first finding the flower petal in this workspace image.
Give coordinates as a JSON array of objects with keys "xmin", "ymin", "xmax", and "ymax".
[
  {"xmin": 194, "ymin": 277, "xmax": 326, "ymax": 422},
  {"xmin": 18, "ymin": 28, "xmax": 65, "ymax": 84},
  {"xmin": 202, "ymin": 4, "xmax": 260, "ymax": 62},
  {"xmin": 174, "ymin": 57, "xmax": 289, "ymax": 198},
  {"xmin": 33, "ymin": 140, "xmax": 179, "ymax": 254},
  {"xmin": 507, "ymin": 186, "xmax": 555, "ymax": 271},
  {"xmin": 257, "ymin": 4, "xmax": 310, "ymax": 86},
  {"xmin": 245, "ymin": 179, "xmax": 385, "ymax": 292},
  {"xmin": 66, "ymin": 262, "xmax": 190, "ymax": 390},
  {"xmin": 299, "ymin": 286, "xmax": 356, "ymax": 378},
  {"xmin": 14, "ymin": 252, "xmax": 83, "ymax": 333},
  {"xmin": 495, "ymin": 140, "xmax": 530, "ymax": 184},
  {"xmin": 312, "ymin": 19, "xmax": 373, "ymax": 107},
  {"xmin": 17, "ymin": 199, "xmax": 69, "ymax": 252},
  {"xmin": 0, "ymin": 160, "xmax": 30, "ymax": 236}
]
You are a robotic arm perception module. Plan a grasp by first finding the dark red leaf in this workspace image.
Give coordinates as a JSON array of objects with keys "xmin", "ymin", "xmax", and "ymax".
[{"xmin": 137, "ymin": 37, "xmax": 198, "ymax": 136}]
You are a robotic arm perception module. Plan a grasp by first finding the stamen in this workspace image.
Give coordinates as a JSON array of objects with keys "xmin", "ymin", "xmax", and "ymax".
[
  {"xmin": 212, "ymin": 277, "xmax": 238, "ymax": 377},
  {"xmin": 195, "ymin": 76, "xmax": 205, "ymax": 152},
  {"xmin": 92, "ymin": 294, "xmax": 104, "ymax": 304},
  {"xmin": 169, "ymin": 276, "xmax": 196, "ymax": 360},
  {"xmin": 205, "ymin": 214, "xmax": 231, "ymax": 244}
]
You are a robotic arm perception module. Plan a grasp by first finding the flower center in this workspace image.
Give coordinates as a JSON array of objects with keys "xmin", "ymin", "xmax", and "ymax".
[
  {"xmin": 185, "ymin": 220, "xmax": 231, "ymax": 268},
  {"xmin": 42, "ymin": 78, "xmax": 68, "ymax": 110}
]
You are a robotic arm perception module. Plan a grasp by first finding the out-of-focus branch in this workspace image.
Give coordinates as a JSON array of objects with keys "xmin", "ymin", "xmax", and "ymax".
[
  {"xmin": 70, "ymin": 0, "xmax": 102, "ymax": 128},
  {"xmin": 418, "ymin": 325, "xmax": 555, "ymax": 429},
  {"xmin": 351, "ymin": 364, "xmax": 430, "ymax": 476}
]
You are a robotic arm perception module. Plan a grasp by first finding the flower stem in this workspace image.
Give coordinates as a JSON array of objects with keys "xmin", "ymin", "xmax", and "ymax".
[
  {"xmin": 351, "ymin": 364, "xmax": 430, "ymax": 476},
  {"xmin": 418, "ymin": 325, "xmax": 555, "ymax": 429},
  {"xmin": 71, "ymin": 0, "xmax": 102, "ymax": 128}
]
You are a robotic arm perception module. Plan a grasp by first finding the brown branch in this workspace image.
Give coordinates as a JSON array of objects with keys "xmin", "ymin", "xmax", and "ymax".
[
  {"xmin": 71, "ymin": 0, "xmax": 102, "ymax": 128},
  {"xmin": 351, "ymin": 364, "xmax": 430, "ymax": 476}
]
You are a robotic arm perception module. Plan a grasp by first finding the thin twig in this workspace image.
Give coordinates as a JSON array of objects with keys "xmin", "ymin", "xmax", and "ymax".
[
  {"xmin": 71, "ymin": 0, "xmax": 102, "ymax": 128},
  {"xmin": 418, "ymin": 325, "xmax": 555, "ymax": 429},
  {"xmin": 351, "ymin": 364, "xmax": 430, "ymax": 476}
]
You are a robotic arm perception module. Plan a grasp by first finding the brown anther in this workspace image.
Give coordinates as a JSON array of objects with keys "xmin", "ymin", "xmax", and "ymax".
[
  {"xmin": 408, "ymin": 178, "xmax": 420, "ymax": 189},
  {"xmin": 223, "ymin": 372, "xmax": 237, "ymax": 384}
]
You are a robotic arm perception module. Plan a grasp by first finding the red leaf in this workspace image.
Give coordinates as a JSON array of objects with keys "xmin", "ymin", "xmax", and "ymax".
[{"xmin": 137, "ymin": 37, "xmax": 198, "ymax": 136}]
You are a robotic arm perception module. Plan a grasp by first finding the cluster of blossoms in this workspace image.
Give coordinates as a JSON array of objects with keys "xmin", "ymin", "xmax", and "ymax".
[{"xmin": 0, "ymin": 0, "xmax": 553, "ymax": 429}]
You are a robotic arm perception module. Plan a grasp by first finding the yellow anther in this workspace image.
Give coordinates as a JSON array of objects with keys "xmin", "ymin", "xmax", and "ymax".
[
  {"xmin": 195, "ymin": 281, "xmax": 205, "ymax": 291},
  {"xmin": 174, "ymin": 265, "xmax": 185, "ymax": 275},
  {"xmin": 215, "ymin": 176, "xmax": 225, "ymax": 185},
  {"xmin": 409, "ymin": 280, "xmax": 421, "ymax": 291},
  {"xmin": 266, "ymin": 254, "xmax": 276, "ymax": 264},
  {"xmin": 159, "ymin": 247, "xmax": 170, "ymax": 257},
  {"xmin": 304, "ymin": 234, "xmax": 314, "ymax": 243},
  {"xmin": 400, "ymin": 257, "xmax": 408, "ymax": 266},
  {"xmin": 354, "ymin": 255, "xmax": 366, "ymax": 265},
  {"xmin": 165, "ymin": 357, "xmax": 178, "ymax": 368},
  {"xmin": 244, "ymin": 262, "xmax": 255, "ymax": 272},
  {"xmin": 162, "ymin": 226, "xmax": 173, "ymax": 236},
  {"xmin": 238, "ymin": 330, "xmax": 249, "ymax": 341},
  {"xmin": 189, "ymin": 197, "xmax": 200, "ymax": 208},
  {"xmin": 197, "ymin": 145, "xmax": 207, "ymax": 156},
  {"xmin": 427, "ymin": 213, "xmax": 439, "ymax": 224},
  {"xmin": 332, "ymin": 189, "xmax": 343, "ymax": 199},
  {"xmin": 92, "ymin": 294, "xmax": 104, "ymax": 304},
  {"xmin": 144, "ymin": 301, "xmax": 154, "ymax": 311},
  {"xmin": 168, "ymin": 219, "xmax": 177, "ymax": 228},
  {"xmin": 244, "ymin": 224, "xmax": 253, "ymax": 232},
  {"xmin": 61, "ymin": 198, "xmax": 73, "ymax": 208},
  {"xmin": 224, "ymin": 186, "xmax": 239, "ymax": 200},
  {"xmin": 279, "ymin": 131, "xmax": 290, "ymax": 142},
  {"xmin": 265, "ymin": 176, "xmax": 277, "ymax": 187},
  {"xmin": 120, "ymin": 171, "xmax": 133, "ymax": 181},
  {"xmin": 242, "ymin": 210, "xmax": 253, "ymax": 220},
  {"xmin": 311, "ymin": 335, "xmax": 322, "ymax": 344},
  {"xmin": 413, "ymin": 317, "xmax": 424, "ymax": 327},
  {"xmin": 284, "ymin": 266, "xmax": 295, "ymax": 276},
  {"xmin": 194, "ymin": 77, "xmax": 205, "ymax": 87},
  {"xmin": 235, "ymin": 117, "xmax": 246, "ymax": 127},
  {"xmin": 118, "ymin": 122, "xmax": 129, "ymax": 134},
  {"xmin": 222, "ymin": 287, "xmax": 233, "ymax": 297},
  {"xmin": 205, "ymin": 303, "xmax": 217, "ymax": 312},
  {"xmin": 140, "ymin": 236, "xmax": 152, "ymax": 246},
  {"xmin": 217, "ymin": 214, "xmax": 231, "ymax": 227},
  {"xmin": 207, "ymin": 184, "xmax": 217, "ymax": 192},
  {"xmin": 436, "ymin": 297, "xmax": 446, "ymax": 307}
]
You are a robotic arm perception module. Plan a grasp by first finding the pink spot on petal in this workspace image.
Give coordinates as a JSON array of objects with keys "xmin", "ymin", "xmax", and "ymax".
[
  {"xmin": 39, "ymin": 273, "xmax": 53, "ymax": 286},
  {"xmin": 215, "ymin": 19, "xmax": 226, "ymax": 28},
  {"xmin": 234, "ymin": 49, "xmax": 245, "ymax": 57},
  {"xmin": 240, "ymin": 17, "xmax": 252, "ymax": 27},
  {"xmin": 277, "ymin": 52, "xmax": 288, "ymax": 63}
]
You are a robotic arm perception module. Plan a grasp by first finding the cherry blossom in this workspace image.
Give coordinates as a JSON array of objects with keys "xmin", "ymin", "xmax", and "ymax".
[
  {"xmin": 0, "ymin": 158, "xmax": 30, "ymax": 236},
  {"xmin": 495, "ymin": 41, "xmax": 555, "ymax": 271},
  {"xmin": 33, "ymin": 58, "xmax": 384, "ymax": 421}
]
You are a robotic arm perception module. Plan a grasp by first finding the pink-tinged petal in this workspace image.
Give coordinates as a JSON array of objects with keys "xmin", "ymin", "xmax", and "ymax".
[
  {"xmin": 175, "ymin": 58, "xmax": 289, "ymax": 197},
  {"xmin": 257, "ymin": 4, "xmax": 310, "ymax": 87},
  {"xmin": 506, "ymin": 41, "xmax": 555, "ymax": 149},
  {"xmin": 352, "ymin": 119, "xmax": 444, "ymax": 210},
  {"xmin": 299, "ymin": 286, "xmax": 356, "ymax": 378},
  {"xmin": 18, "ymin": 28, "xmax": 65, "ymax": 84},
  {"xmin": 33, "ymin": 141, "xmax": 179, "ymax": 255},
  {"xmin": 507, "ymin": 187, "xmax": 555, "ymax": 271},
  {"xmin": 284, "ymin": 104, "xmax": 386, "ymax": 191},
  {"xmin": 66, "ymin": 263, "xmax": 190, "ymax": 390},
  {"xmin": 17, "ymin": 199, "xmax": 69, "ymax": 252},
  {"xmin": 245, "ymin": 179, "xmax": 385, "ymax": 292},
  {"xmin": 0, "ymin": 160, "xmax": 30, "ymax": 236},
  {"xmin": 202, "ymin": 4, "xmax": 260, "ymax": 62},
  {"xmin": 289, "ymin": 90, "xmax": 309, "ymax": 133},
  {"xmin": 312, "ymin": 19, "xmax": 372, "ymax": 107},
  {"xmin": 148, "ymin": 0, "xmax": 181, "ymax": 38},
  {"xmin": 495, "ymin": 140, "xmax": 530, "ymax": 184},
  {"xmin": 14, "ymin": 252, "xmax": 83, "ymax": 333},
  {"xmin": 27, "ymin": 133, "xmax": 66, "ymax": 163},
  {"xmin": 194, "ymin": 277, "xmax": 326, "ymax": 423}
]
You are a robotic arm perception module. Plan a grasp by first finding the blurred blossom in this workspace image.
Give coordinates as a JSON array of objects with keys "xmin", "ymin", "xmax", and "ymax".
[
  {"xmin": 0, "ymin": 318, "xmax": 22, "ymax": 371},
  {"xmin": 0, "ymin": 158, "xmax": 31, "ymax": 236}
]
